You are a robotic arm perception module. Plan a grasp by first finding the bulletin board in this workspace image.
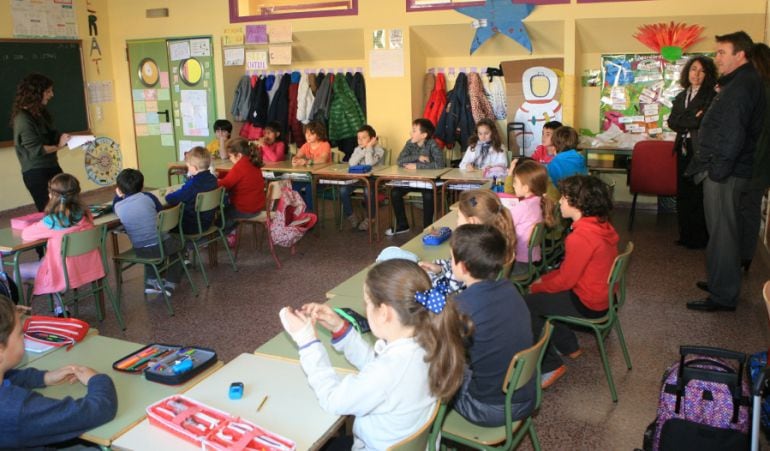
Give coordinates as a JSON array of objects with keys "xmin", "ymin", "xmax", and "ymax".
[{"xmin": 599, "ymin": 53, "xmax": 708, "ymax": 136}]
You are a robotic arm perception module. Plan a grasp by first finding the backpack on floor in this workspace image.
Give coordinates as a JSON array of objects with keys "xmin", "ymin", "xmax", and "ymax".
[
  {"xmin": 748, "ymin": 351, "xmax": 770, "ymax": 441},
  {"xmin": 269, "ymin": 180, "xmax": 317, "ymax": 248},
  {"xmin": 643, "ymin": 346, "xmax": 750, "ymax": 451}
]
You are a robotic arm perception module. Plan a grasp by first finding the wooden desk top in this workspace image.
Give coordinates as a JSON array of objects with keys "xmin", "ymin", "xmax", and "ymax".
[
  {"xmin": 440, "ymin": 168, "xmax": 491, "ymax": 181},
  {"xmin": 28, "ymin": 335, "xmax": 221, "ymax": 446},
  {"xmin": 112, "ymin": 353, "xmax": 343, "ymax": 451},
  {"xmin": 312, "ymin": 163, "xmax": 373, "ymax": 176},
  {"xmin": 263, "ymin": 160, "xmax": 331, "ymax": 173},
  {"xmin": 372, "ymin": 166, "xmax": 450, "ymax": 179}
]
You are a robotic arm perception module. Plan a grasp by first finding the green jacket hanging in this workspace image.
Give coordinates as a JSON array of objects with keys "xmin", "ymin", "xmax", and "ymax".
[{"xmin": 328, "ymin": 75, "xmax": 365, "ymax": 142}]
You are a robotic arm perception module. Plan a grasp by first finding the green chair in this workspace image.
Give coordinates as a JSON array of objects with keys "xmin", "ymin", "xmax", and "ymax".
[
  {"xmin": 546, "ymin": 242, "xmax": 634, "ymax": 402},
  {"xmin": 388, "ymin": 401, "xmax": 444, "ymax": 451},
  {"xmin": 510, "ymin": 222, "xmax": 546, "ymax": 293},
  {"xmin": 439, "ymin": 321, "xmax": 554, "ymax": 451},
  {"xmin": 113, "ymin": 204, "xmax": 197, "ymax": 316},
  {"xmin": 31, "ymin": 224, "xmax": 124, "ymax": 329},
  {"xmin": 542, "ymin": 204, "xmax": 568, "ymax": 270},
  {"xmin": 184, "ymin": 187, "xmax": 238, "ymax": 287}
]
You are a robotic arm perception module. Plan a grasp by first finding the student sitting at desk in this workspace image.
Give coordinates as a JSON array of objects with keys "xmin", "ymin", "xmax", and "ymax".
[
  {"xmin": 449, "ymin": 224, "xmax": 535, "ymax": 427},
  {"xmin": 279, "ymin": 259, "xmax": 471, "ymax": 450},
  {"xmin": 420, "ymin": 189, "xmax": 515, "ymax": 293},
  {"xmin": 0, "ymin": 296, "xmax": 117, "ymax": 448},
  {"xmin": 165, "ymin": 147, "xmax": 218, "ymax": 235},
  {"xmin": 206, "ymin": 119, "xmax": 232, "ymax": 160},
  {"xmin": 530, "ymin": 120, "xmax": 562, "ymax": 164},
  {"xmin": 340, "ymin": 124, "xmax": 385, "ymax": 232},
  {"xmin": 385, "ymin": 118, "xmax": 445, "ymax": 236},
  {"xmin": 257, "ymin": 121, "xmax": 287, "ymax": 163},
  {"xmin": 292, "ymin": 121, "xmax": 331, "ymax": 211},
  {"xmin": 20, "ymin": 174, "xmax": 102, "ymax": 318},
  {"xmin": 218, "ymin": 137, "xmax": 266, "ymax": 247},
  {"xmin": 458, "ymin": 118, "xmax": 508, "ymax": 172},
  {"xmin": 114, "ymin": 168, "xmax": 184, "ymax": 297},
  {"xmin": 545, "ymin": 126, "xmax": 588, "ymax": 186}
]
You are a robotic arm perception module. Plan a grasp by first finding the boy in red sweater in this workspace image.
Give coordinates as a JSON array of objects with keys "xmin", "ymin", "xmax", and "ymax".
[{"xmin": 525, "ymin": 174, "xmax": 618, "ymax": 389}]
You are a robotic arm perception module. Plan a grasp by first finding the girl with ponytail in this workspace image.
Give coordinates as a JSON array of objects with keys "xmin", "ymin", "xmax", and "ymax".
[
  {"xmin": 20, "ymin": 173, "xmax": 102, "ymax": 316},
  {"xmin": 280, "ymin": 259, "xmax": 473, "ymax": 450},
  {"xmin": 217, "ymin": 137, "xmax": 266, "ymax": 238}
]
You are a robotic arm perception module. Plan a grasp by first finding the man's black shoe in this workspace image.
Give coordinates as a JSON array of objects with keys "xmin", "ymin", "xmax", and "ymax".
[
  {"xmin": 696, "ymin": 281, "xmax": 709, "ymax": 292},
  {"xmin": 686, "ymin": 299, "xmax": 736, "ymax": 312}
]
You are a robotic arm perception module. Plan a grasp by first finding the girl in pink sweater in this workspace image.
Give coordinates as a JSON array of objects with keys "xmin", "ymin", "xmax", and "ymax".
[{"xmin": 21, "ymin": 174, "xmax": 103, "ymax": 316}]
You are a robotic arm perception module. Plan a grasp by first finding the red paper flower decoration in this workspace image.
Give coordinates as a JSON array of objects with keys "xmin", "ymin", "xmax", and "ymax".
[{"xmin": 634, "ymin": 22, "xmax": 705, "ymax": 61}]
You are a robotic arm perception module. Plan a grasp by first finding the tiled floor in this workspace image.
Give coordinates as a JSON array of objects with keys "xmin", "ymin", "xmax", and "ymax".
[{"xmin": 5, "ymin": 193, "xmax": 768, "ymax": 450}]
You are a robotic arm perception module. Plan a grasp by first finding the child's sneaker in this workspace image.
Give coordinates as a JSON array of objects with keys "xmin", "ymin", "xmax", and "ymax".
[
  {"xmin": 163, "ymin": 281, "xmax": 176, "ymax": 297},
  {"xmin": 226, "ymin": 232, "xmax": 238, "ymax": 249},
  {"xmin": 347, "ymin": 214, "xmax": 359, "ymax": 229},
  {"xmin": 357, "ymin": 217, "xmax": 370, "ymax": 231},
  {"xmin": 384, "ymin": 226, "xmax": 410, "ymax": 236},
  {"xmin": 144, "ymin": 279, "xmax": 164, "ymax": 295},
  {"xmin": 541, "ymin": 365, "xmax": 567, "ymax": 389}
]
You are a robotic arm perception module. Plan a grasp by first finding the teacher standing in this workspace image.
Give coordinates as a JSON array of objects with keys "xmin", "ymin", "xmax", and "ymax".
[
  {"xmin": 667, "ymin": 56, "xmax": 717, "ymax": 249},
  {"xmin": 11, "ymin": 74, "xmax": 71, "ymax": 211}
]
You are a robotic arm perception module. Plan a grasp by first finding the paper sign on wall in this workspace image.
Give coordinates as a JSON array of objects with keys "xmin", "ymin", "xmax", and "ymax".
[
  {"xmin": 389, "ymin": 29, "xmax": 403, "ymax": 49},
  {"xmin": 245, "ymin": 24, "xmax": 268, "ymax": 44},
  {"xmin": 223, "ymin": 26, "xmax": 244, "ymax": 46},
  {"xmin": 168, "ymin": 41, "xmax": 191, "ymax": 61},
  {"xmin": 369, "ymin": 48, "xmax": 404, "ymax": 78},
  {"xmin": 268, "ymin": 24, "xmax": 292, "ymax": 43},
  {"xmin": 246, "ymin": 50, "xmax": 268, "ymax": 70},
  {"xmin": 268, "ymin": 46, "xmax": 292, "ymax": 65},
  {"xmin": 225, "ymin": 47, "xmax": 245, "ymax": 66},
  {"xmin": 189, "ymin": 39, "xmax": 211, "ymax": 57}
]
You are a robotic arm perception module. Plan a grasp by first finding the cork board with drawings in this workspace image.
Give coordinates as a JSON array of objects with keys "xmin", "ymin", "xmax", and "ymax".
[{"xmin": 599, "ymin": 53, "xmax": 710, "ymax": 136}]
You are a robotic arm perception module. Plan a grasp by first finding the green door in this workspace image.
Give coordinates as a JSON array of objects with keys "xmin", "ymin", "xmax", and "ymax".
[
  {"xmin": 167, "ymin": 37, "xmax": 217, "ymax": 163},
  {"xmin": 127, "ymin": 38, "xmax": 176, "ymax": 188},
  {"xmin": 127, "ymin": 37, "xmax": 217, "ymax": 188}
]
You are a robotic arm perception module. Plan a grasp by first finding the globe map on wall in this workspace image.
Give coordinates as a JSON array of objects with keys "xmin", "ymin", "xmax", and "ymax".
[{"xmin": 84, "ymin": 136, "xmax": 122, "ymax": 186}]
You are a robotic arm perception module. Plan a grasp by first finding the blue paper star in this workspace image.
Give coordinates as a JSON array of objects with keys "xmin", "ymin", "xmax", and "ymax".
[{"xmin": 456, "ymin": 0, "xmax": 535, "ymax": 55}]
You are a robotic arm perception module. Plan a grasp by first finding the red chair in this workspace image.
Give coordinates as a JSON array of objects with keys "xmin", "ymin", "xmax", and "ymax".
[{"xmin": 628, "ymin": 140, "xmax": 677, "ymax": 230}]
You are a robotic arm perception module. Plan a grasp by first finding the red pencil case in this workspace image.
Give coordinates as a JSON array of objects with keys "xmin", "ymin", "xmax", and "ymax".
[
  {"xmin": 23, "ymin": 316, "xmax": 90, "ymax": 348},
  {"xmin": 112, "ymin": 343, "xmax": 217, "ymax": 385},
  {"xmin": 147, "ymin": 395, "xmax": 296, "ymax": 450}
]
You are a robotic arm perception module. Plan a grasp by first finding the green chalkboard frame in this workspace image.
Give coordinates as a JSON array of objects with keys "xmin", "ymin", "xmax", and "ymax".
[{"xmin": 0, "ymin": 39, "xmax": 90, "ymax": 146}]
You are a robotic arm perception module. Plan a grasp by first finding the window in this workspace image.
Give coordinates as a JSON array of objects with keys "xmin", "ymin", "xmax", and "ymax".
[{"xmin": 230, "ymin": 0, "xmax": 357, "ymax": 22}]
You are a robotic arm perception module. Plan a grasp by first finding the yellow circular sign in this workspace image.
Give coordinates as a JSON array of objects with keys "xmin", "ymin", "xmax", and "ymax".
[
  {"xmin": 138, "ymin": 58, "xmax": 159, "ymax": 87},
  {"xmin": 180, "ymin": 58, "xmax": 203, "ymax": 86}
]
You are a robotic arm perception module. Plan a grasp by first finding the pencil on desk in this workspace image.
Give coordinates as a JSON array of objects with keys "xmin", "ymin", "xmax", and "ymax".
[{"xmin": 257, "ymin": 395, "xmax": 268, "ymax": 412}]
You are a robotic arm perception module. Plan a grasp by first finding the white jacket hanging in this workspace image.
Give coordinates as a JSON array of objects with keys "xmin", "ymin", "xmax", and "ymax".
[{"xmin": 296, "ymin": 75, "xmax": 315, "ymax": 124}]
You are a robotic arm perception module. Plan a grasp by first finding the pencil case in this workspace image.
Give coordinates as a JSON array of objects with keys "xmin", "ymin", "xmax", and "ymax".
[
  {"xmin": 422, "ymin": 226, "xmax": 452, "ymax": 246},
  {"xmin": 23, "ymin": 316, "xmax": 90, "ymax": 348},
  {"xmin": 112, "ymin": 343, "xmax": 217, "ymax": 385},
  {"xmin": 147, "ymin": 395, "xmax": 296, "ymax": 450},
  {"xmin": 348, "ymin": 164, "xmax": 372, "ymax": 173}
]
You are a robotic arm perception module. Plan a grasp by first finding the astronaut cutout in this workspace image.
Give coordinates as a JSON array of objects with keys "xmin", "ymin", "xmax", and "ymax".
[{"xmin": 513, "ymin": 66, "xmax": 562, "ymax": 156}]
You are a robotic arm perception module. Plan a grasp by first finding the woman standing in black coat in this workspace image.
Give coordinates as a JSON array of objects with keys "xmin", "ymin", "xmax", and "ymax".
[{"xmin": 668, "ymin": 56, "xmax": 718, "ymax": 249}]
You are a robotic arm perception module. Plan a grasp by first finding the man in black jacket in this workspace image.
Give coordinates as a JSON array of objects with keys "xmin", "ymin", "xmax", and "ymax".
[{"xmin": 686, "ymin": 31, "xmax": 766, "ymax": 312}]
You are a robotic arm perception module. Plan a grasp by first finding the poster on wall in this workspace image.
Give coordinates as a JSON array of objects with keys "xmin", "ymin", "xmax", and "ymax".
[
  {"xmin": 501, "ymin": 58, "xmax": 564, "ymax": 157},
  {"xmin": 599, "ymin": 53, "xmax": 708, "ymax": 136},
  {"xmin": 11, "ymin": 0, "xmax": 78, "ymax": 39}
]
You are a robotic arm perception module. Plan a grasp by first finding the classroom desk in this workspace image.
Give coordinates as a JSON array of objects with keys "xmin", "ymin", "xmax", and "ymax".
[
  {"xmin": 439, "ymin": 168, "xmax": 490, "ymax": 215},
  {"xmin": 254, "ymin": 295, "xmax": 374, "ymax": 375},
  {"xmin": 18, "ymin": 328, "xmax": 99, "ymax": 369},
  {"xmin": 400, "ymin": 210, "xmax": 456, "ymax": 264},
  {"xmin": 312, "ymin": 164, "xmax": 375, "ymax": 242},
  {"xmin": 112, "ymin": 353, "xmax": 345, "ymax": 451},
  {"xmin": 325, "ymin": 265, "xmax": 368, "ymax": 299},
  {"xmin": 26, "ymin": 334, "xmax": 222, "ymax": 447},
  {"xmin": 578, "ymin": 142, "xmax": 634, "ymax": 174},
  {"xmin": 372, "ymin": 166, "xmax": 451, "ymax": 241}
]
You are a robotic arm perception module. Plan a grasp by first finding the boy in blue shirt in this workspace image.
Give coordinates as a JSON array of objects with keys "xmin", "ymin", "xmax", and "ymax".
[
  {"xmin": 165, "ymin": 146, "xmax": 218, "ymax": 235},
  {"xmin": 114, "ymin": 168, "xmax": 184, "ymax": 297},
  {"xmin": 547, "ymin": 126, "xmax": 588, "ymax": 185},
  {"xmin": 0, "ymin": 296, "xmax": 117, "ymax": 448},
  {"xmin": 449, "ymin": 224, "xmax": 535, "ymax": 427}
]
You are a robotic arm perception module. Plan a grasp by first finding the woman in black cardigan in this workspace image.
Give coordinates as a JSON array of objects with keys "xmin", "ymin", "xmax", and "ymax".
[{"xmin": 667, "ymin": 56, "xmax": 718, "ymax": 249}]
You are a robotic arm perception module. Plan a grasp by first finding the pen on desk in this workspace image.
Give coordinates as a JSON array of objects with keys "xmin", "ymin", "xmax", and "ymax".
[{"xmin": 257, "ymin": 395, "xmax": 268, "ymax": 412}]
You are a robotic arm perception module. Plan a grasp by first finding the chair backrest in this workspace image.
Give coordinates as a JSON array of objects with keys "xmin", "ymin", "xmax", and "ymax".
[
  {"xmin": 607, "ymin": 241, "xmax": 634, "ymax": 312},
  {"xmin": 60, "ymin": 224, "xmax": 108, "ymax": 290},
  {"xmin": 629, "ymin": 141, "xmax": 676, "ymax": 196},
  {"xmin": 387, "ymin": 401, "xmax": 442, "ymax": 451},
  {"xmin": 502, "ymin": 320, "xmax": 553, "ymax": 424},
  {"xmin": 158, "ymin": 203, "xmax": 182, "ymax": 234},
  {"xmin": 381, "ymin": 147, "xmax": 392, "ymax": 166},
  {"xmin": 331, "ymin": 148, "xmax": 345, "ymax": 163},
  {"xmin": 527, "ymin": 222, "xmax": 546, "ymax": 265},
  {"xmin": 195, "ymin": 187, "xmax": 226, "ymax": 231}
]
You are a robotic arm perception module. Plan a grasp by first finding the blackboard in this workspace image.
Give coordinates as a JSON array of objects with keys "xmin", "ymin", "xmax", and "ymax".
[{"xmin": 0, "ymin": 39, "xmax": 89, "ymax": 145}]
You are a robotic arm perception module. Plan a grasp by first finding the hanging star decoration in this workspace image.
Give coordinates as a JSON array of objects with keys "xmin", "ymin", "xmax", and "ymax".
[{"xmin": 455, "ymin": 0, "xmax": 535, "ymax": 55}]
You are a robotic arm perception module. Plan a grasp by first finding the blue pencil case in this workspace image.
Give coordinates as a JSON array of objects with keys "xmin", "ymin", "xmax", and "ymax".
[
  {"xmin": 422, "ymin": 227, "xmax": 452, "ymax": 246},
  {"xmin": 348, "ymin": 165, "xmax": 372, "ymax": 173}
]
